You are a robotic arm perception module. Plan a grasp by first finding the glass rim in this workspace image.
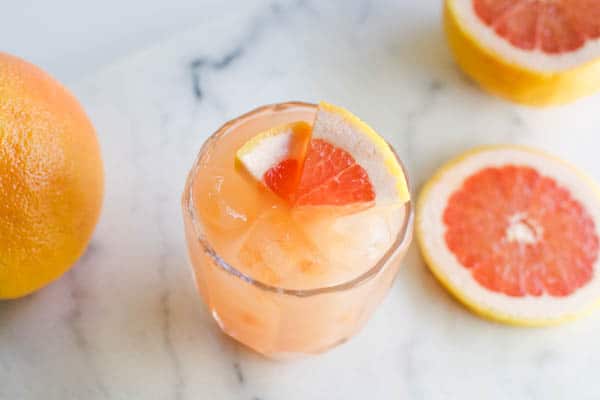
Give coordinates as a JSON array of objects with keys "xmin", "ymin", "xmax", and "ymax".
[{"xmin": 183, "ymin": 101, "xmax": 414, "ymax": 298}]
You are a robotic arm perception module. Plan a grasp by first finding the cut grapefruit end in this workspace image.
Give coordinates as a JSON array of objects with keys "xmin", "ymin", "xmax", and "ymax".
[
  {"xmin": 472, "ymin": 0, "xmax": 600, "ymax": 55},
  {"xmin": 450, "ymin": 0, "xmax": 600, "ymax": 70},
  {"xmin": 417, "ymin": 145, "xmax": 600, "ymax": 326},
  {"xmin": 445, "ymin": 0, "xmax": 600, "ymax": 105}
]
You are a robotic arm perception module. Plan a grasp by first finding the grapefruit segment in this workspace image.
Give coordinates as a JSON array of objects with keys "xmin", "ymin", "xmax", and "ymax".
[
  {"xmin": 294, "ymin": 139, "xmax": 375, "ymax": 206},
  {"xmin": 417, "ymin": 146, "xmax": 600, "ymax": 326},
  {"xmin": 264, "ymin": 159, "xmax": 301, "ymax": 202}
]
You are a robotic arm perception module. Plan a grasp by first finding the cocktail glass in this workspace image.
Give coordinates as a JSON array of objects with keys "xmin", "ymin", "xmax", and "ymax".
[{"xmin": 182, "ymin": 102, "xmax": 413, "ymax": 358}]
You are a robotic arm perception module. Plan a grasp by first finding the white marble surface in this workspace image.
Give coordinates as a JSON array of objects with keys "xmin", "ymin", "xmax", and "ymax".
[
  {"xmin": 1, "ymin": 0, "xmax": 262, "ymax": 82},
  {"xmin": 3, "ymin": 1, "xmax": 600, "ymax": 399}
]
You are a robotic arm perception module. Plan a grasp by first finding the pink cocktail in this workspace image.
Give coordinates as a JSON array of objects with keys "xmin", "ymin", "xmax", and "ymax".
[{"xmin": 182, "ymin": 102, "xmax": 413, "ymax": 357}]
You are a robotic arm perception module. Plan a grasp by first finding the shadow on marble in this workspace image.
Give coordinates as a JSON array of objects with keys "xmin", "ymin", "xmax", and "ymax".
[
  {"xmin": 0, "ymin": 290, "xmax": 39, "ymax": 324},
  {"xmin": 387, "ymin": 23, "xmax": 479, "ymax": 92},
  {"xmin": 396, "ymin": 242, "xmax": 474, "ymax": 320}
]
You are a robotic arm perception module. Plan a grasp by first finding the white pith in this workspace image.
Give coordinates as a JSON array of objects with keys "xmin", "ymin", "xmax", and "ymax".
[
  {"xmin": 238, "ymin": 130, "xmax": 295, "ymax": 180},
  {"xmin": 506, "ymin": 213, "xmax": 541, "ymax": 245},
  {"xmin": 419, "ymin": 148, "xmax": 600, "ymax": 321},
  {"xmin": 452, "ymin": 0, "xmax": 600, "ymax": 72}
]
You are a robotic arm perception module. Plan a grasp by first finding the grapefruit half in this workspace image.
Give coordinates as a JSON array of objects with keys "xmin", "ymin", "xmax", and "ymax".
[
  {"xmin": 445, "ymin": 0, "xmax": 600, "ymax": 105},
  {"xmin": 417, "ymin": 145, "xmax": 600, "ymax": 326}
]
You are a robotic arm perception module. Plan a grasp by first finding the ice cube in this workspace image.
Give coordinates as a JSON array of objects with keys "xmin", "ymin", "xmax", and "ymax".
[
  {"xmin": 192, "ymin": 166, "xmax": 280, "ymax": 234},
  {"xmin": 295, "ymin": 205, "xmax": 404, "ymax": 279},
  {"xmin": 237, "ymin": 209, "xmax": 326, "ymax": 289}
]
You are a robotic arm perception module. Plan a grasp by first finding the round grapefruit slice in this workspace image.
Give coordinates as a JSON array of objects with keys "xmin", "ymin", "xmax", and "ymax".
[
  {"xmin": 445, "ymin": 0, "xmax": 600, "ymax": 105},
  {"xmin": 417, "ymin": 145, "xmax": 600, "ymax": 326},
  {"xmin": 235, "ymin": 102, "xmax": 410, "ymax": 207}
]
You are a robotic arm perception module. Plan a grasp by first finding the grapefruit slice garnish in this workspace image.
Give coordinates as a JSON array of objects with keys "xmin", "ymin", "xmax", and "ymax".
[
  {"xmin": 236, "ymin": 121, "xmax": 312, "ymax": 202},
  {"xmin": 445, "ymin": 0, "xmax": 600, "ymax": 105},
  {"xmin": 293, "ymin": 138, "xmax": 375, "ymax": 206},
  {"xmin": 235, "ymin": 102, "xmax": 409, "ymax": 207},
  {"xmin": 417, "ymin": 145, "xmax": 600, "ymax": 326}
]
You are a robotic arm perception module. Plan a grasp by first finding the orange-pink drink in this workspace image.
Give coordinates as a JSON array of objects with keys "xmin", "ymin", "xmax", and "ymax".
[{"xmin": 182, "ymin": 102, "xmax": 413, "ymax": 357}]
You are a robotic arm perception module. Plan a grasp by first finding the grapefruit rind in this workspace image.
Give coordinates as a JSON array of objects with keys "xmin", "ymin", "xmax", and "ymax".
[
  {"xmin": 0, "ymin": 52, "xmax": 104, "ymax": 299},
  {"xmin": 313, "ymin": 102, "xmax": 410, "ymax": 205},
  {"xmin": 445, "ymin": 0, "xmax": 600, "ymax": 106},
  {"xmin": 416, "ymin": 145, "xmax": 600, "ymax": 326},
  {"xmin": 235, "ymin": 121, "xmax": 311, "ymax": 182}
]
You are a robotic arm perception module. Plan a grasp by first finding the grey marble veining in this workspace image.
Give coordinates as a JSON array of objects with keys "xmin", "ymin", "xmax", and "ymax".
[{"xmin": 3, "ymin": 0, "xmax": 600, "ymax": 399}]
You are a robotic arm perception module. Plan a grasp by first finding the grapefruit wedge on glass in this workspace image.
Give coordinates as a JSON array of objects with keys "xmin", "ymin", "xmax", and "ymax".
[{"xmin": 236, "ymin": 101, "xmax": 410, "ymax": 207}]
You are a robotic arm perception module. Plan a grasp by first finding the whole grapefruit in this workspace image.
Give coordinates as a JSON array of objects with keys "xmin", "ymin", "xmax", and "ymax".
[{"xmin": 0, "ymin": 53, "xmax": 104, "ymax": 299}]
